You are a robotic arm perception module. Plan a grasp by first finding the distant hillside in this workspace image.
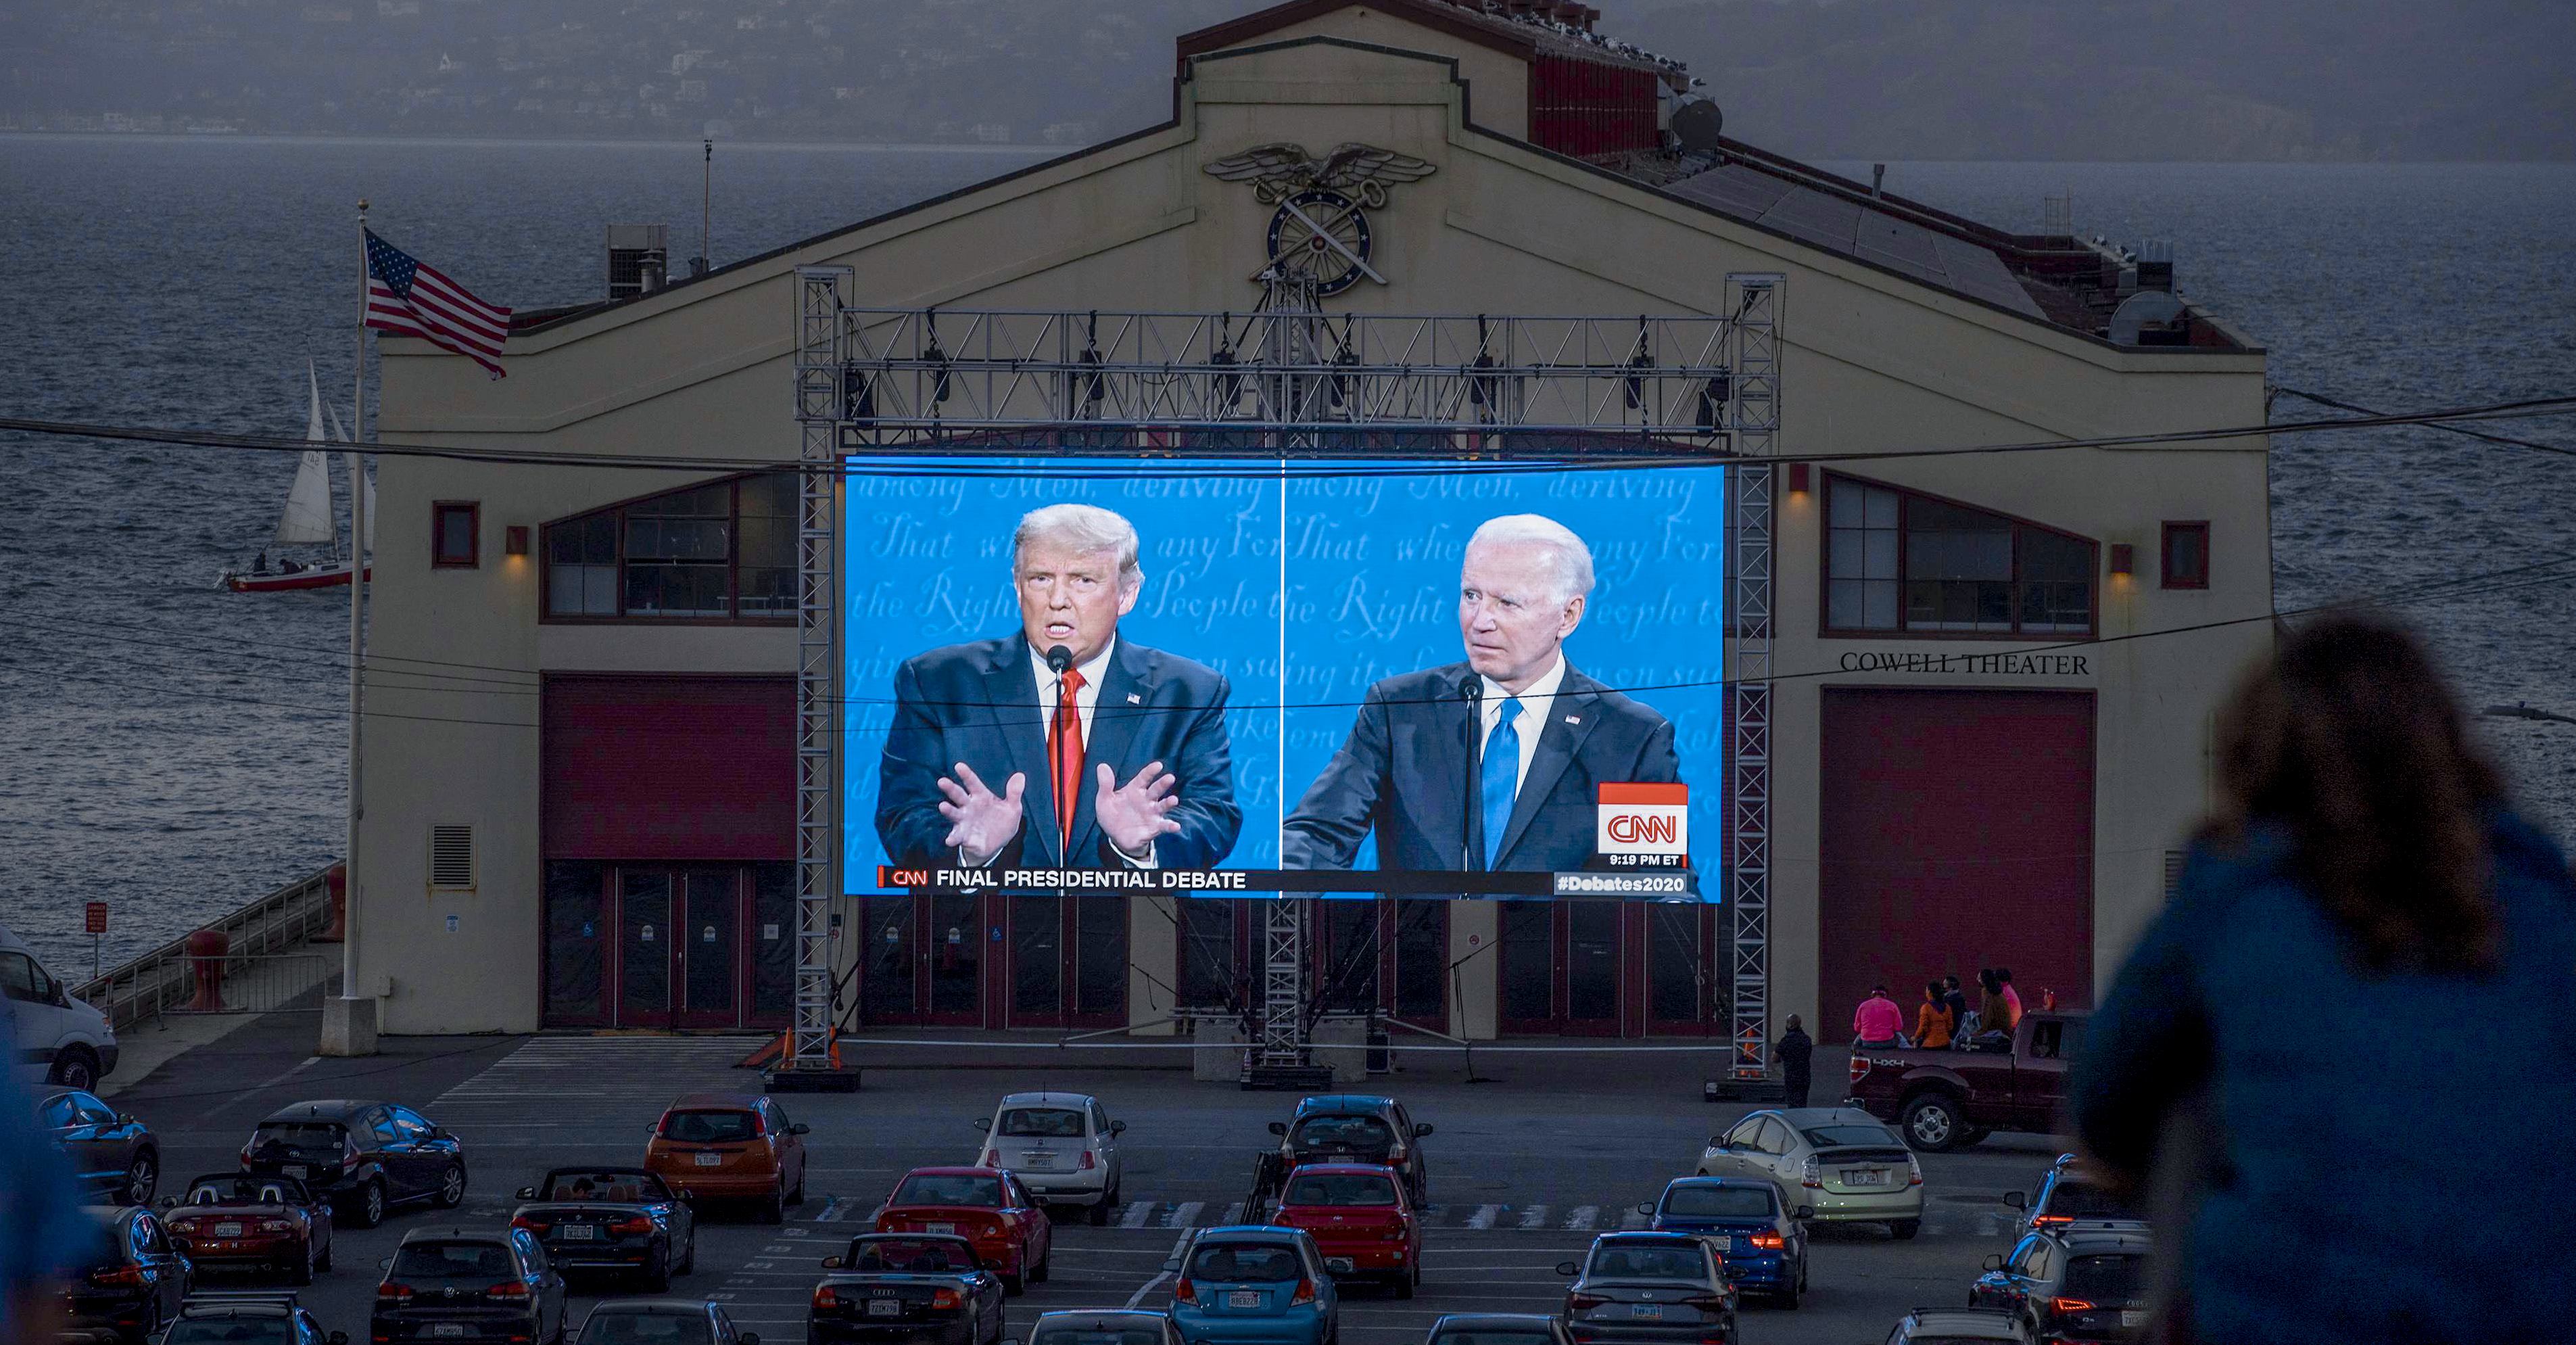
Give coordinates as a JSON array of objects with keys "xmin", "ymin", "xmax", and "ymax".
[{"xmin": 4, "ymin": 0, "xmax": 2569, "ymax": 160}]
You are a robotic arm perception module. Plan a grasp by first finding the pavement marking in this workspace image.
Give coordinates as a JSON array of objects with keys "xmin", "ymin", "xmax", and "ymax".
[
  {"xmin": 1515, "ymin": 1204, "xmax": 1552, "ymax": 1229},
  {"xmin": 1567, "ymin": 1204, "xmax": 1599, "ymax": 1229},
  {"xmin": 1218, "ymin": 1202, "xmax": 1245, "ymax": 1223},
  {"xmin": 1124, "ymin": 1229, "xmax": 1189, "ymax": 1308},
  {"xmin": 1161, "ymin": 1200, "xmax": 1203, "ymax": 1228},
  {"xmin": 1619, "ymin": 1207, "xmax": 1652, "ymax": 1229},
  {"xmin": 1119, "ymin": 1201, "xmax": 1155, "ymax": 1229},
  {"xmin": 1466, "ymin": 1203, "xmax": 1501, "ymax": 1229},
  {"xmin": 811, "ymin": 1196, "xmax": 845, "ymax": 1222}
]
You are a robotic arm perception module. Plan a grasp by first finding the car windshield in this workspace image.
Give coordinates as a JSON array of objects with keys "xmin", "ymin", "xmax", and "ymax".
[
  {"xmin": 251, "ymin": 1122, "xmax": 343, "ymax": 1150},
  {"xmin": 1283, "ymin": 1173, "xmax": 1398, "ymax": 1206},
  {"xmin": 576, "ymin": 1314, "xmax": 713, "ymax": 1345},
  {"xmin": 2062, "ymin": 1254, "xmax": 2145, "ymax": 1301},
  {"xmin": 2044, "ymin": 1181, "xmax": 2144, "ymax": 1223},
  {"xmin": 164, "ymin": 1324, "xmax": 295, "ymax": 1345},
  {"xmin": 661, "ymin": 1110, "xmax": 759, "ymax": 1143},
  {"xmin": 1289, "ymin": 1115, "xmax": 1393, "ymax": 1148},
  {"xmin": 1187, "ymin": 1242, "xmax": 1302, "ymax": 1283},
  {"xmin": 1800, "ymin": 1125, "xmax": 1902, "ymax": 1149},
  {"xmin": 390, "ymin": 1241, "xmax": 516, "ymax": 1280},
  {"xmin": 1588, "ymin": 1241, "xmax": 1705, "ymax": 1280},
  {"xmin": 895, "ymin": 1174, "xmax": 1003, "ymax": 1206},
  {"xmin": 185, "ymin": 1176, "xmax": 308, "ymax": 1206},
  {"xmin": 544, "ymin": 1171, "xmax": 669, "ymax": 1202},
  {"xmin": 1032, "ymin": 1329, "xmax": 1163, "ymax": 1345},
  {"xmin": 849, "ymin": 1238, "xmax": 976, "ymax": 1273},
  {"xmin": 1661, "ymin": 1186, "xmax": 1774, "ymax": 1219},
  {"xmin": 999, "ymin": 1107, "xmax": 1088, "ymax": 1137}
]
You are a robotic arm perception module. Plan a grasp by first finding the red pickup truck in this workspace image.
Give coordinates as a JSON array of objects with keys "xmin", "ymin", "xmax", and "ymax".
[{"xmin": 1842, "ymin": 1011, "xmax": 2086, "ymax": 1152}]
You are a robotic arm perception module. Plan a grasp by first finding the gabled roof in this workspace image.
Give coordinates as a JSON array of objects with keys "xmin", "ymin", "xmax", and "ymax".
[{"xmin": 1662, "ymin": 162, "xmax": 2046, "ymax": 320}]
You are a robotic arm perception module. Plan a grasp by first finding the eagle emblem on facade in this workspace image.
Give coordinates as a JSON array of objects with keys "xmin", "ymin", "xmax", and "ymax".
[{"xmin": 1203, "ymin": 141, "xmax": 1437, "ymax": 295}]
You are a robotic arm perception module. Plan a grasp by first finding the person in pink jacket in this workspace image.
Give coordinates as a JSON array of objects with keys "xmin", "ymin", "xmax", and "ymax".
[{"xmin": 1853, "ymin": 985, "xmax": 1905, "ymax": 1045}]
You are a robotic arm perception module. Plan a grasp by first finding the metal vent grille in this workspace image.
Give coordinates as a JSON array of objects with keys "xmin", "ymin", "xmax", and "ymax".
[
  {"xmin": 429, "ymin": 825, "xmax": 475, "ymax": 890},
  {"xmin": 2162, "ymin": 849, "xmax": 2187, "ymax": 901}
]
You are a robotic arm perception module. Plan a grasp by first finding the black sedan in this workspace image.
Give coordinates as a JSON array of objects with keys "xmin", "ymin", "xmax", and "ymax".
[
  {"xmin": 59, "ymin": 1205, "xmax": 193, "ymax": 1344},
  {"xmin": 373, "ymin": 1226, "xmax": 569, "ymax": 1345},
  {"xmin": 160, "ymin": 1173, "xmax": 335, "ymax": 1284},
  {"xmin": 239, "ymin": 1099, "xmax": 467, "ymax": 1229},
  {"xmin": 809, "ymin": 1233, "xmax": 1005, "ymax": 1345},
  {"xmin": 512, "ymin": 1167, "xmax": 698, "ymax": 1290},
  {"xmin": 575, "ymin": 1298, "xmax": 759, "ymax": 1345}
]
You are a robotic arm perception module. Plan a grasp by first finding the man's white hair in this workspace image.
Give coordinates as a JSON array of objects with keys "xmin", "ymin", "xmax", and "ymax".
[
  {"xmin": 1466, "ymin": 513, "xmax": 1596, "ymax": 606},
  {"xmin": 1013, "ymin": 502, "xmax": 1143, "ymax": 581}
]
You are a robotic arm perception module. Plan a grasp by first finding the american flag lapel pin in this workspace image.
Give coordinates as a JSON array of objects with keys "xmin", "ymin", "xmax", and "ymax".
[
  {"xmin": 1126, "ymin": 692, "xmax": 1142, "ymax": 705},
  {"xmin": 1565, "ymin": 713, "xmax": 1581, "ymax": 725}
]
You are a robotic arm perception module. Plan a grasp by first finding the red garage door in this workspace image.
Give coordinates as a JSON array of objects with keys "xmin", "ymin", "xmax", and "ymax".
[
  {"xmin": 1818, "ymin": 688, "xmax": 2095, "ymax": 1032},
  {"xmin": 542, "ymin": 675, "xmax": 794, "ymax": 860}
]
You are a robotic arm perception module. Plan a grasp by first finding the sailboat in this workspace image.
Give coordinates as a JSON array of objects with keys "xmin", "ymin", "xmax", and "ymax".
[{"xmin": 221, "ymin": 363, "xmax": 373, "ymax": 593}]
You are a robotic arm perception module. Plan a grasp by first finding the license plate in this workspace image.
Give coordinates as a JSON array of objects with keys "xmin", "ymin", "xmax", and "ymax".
[
  {"xmin": 432, "ymin": 1327, "xmax": 467, "ymax": 1340},
  {"xmin": 694, "ymin": 1152, "xmax": 722, "ymax": 1166},
  {"xmin": 1326, "ymin": 1256, "xmax": 1354, "ymax": 1273},
  {"xmin": 1229, "ymin": 1290, "xmax": 1263, "ymax": 1308},
  {"xmin": 1716, "ymin": 1235, "xmax": 1736, "ymax": 1252},
  {"xmin": 1844, "ymin": 1169, "xmax": 1886, "ymax": 1186},
  {"xmin": 1629, "ymin": 1304, "xmax": 1665, "ymax": 1320},
  {"xmin": 924, "ymin": 1222, "xmax": 956, "ymax": 1234},
  {"xmin": 1020, "ymin": 1151, "xmax": 1059, "ymax": 1169},
  {"xmin": 282, "ymin": 1164, "xmax": 307, "ymax": 1179},
  {"xmin": 2122, "ymin": 1311, "xmax": 2147, "ymax": 1327},
  {"xmin": 215, "ymin": 1223, "xmax": 244, "ymax": 1237},
  {"xmin": 867, "ymin": 1299, "xmax": 901, "ymax": 1317},
  {"xmin": 560, "ymin": 1225, "xmax": 595, "ymax": 1240}
]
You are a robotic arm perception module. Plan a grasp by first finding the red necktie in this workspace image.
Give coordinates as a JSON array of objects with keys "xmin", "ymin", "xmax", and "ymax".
[{"xmin": 1049, "ymin": 667, "xmax": 1087, "ymax": 858}]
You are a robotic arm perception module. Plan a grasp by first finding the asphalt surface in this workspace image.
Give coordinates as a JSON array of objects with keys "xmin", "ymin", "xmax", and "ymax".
[{"xmin": 100, "ymin": 1017, "xmax": 2070, "ymax": 1345}]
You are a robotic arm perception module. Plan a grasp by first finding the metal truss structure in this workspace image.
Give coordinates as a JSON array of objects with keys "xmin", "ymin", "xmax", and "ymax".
[
  {"xmin": 1723, "ymin": 275, "xmax": 1782, "ymax": 1084},
  {"xmin": 791, "ymin": 268, "xmax": 1782, "ymax": 1072}
]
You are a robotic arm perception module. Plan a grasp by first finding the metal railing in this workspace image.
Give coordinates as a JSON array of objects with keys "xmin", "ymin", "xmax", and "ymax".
[
  {"xmin": 163, "ymin": 955, "xmax": 338, "ymax": 1016},
  {"xmin": 72, "ymin": 864, "xmax": 340, "ymax": 1031}
]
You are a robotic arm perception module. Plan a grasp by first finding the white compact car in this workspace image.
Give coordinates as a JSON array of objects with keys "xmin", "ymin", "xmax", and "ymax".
[
  {"xmin": 974, "ymin": 1091, "xmax": 1124, "ymax": 1223},
  {"xmin": 2, "ymin": 924, "xmax": 120, "ymax": 1089},
  {"xmin": 1698, "ymin": 1106, "xmax": 1924, "ymax": 1238}
]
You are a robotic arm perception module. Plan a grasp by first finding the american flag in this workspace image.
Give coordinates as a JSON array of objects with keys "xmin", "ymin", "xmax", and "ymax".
[{"xmin": 364, "ymin": 228, "xmax": 512, "ymax": 379}]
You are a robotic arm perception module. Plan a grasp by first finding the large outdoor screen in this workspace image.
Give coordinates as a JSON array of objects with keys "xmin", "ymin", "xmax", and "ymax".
[{"xmin": 840, "ymin": 453, "xmax": 1725, "ymax": 899}]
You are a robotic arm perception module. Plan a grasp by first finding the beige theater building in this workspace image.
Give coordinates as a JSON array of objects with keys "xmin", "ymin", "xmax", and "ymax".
[{"xmin": 356, "ymin": 0, "xmax": 2271, "ymax": 1043}]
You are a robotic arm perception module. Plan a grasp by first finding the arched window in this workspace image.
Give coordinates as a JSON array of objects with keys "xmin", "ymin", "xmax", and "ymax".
[
  {"xmin": 1823, "ymin": 473, "xmax": 2097, "ymax": 637},
  {"xmin": 542, "ymin": 473, "xmax": 798, "ymax": 622}
]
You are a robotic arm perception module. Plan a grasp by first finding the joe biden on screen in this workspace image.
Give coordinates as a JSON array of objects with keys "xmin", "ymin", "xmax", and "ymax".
[
  {"xmin": 1283, "ymin": 513, "xmax": 1681, "ymax": 875},
  {"xmin": 876, "ymin": 503, "xmax": 1242, "ymax": 870}
]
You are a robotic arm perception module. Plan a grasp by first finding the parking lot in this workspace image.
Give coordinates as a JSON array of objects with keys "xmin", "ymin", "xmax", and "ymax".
[{"xmin": 106, "ymin": 1017, "xmax": 2067, "ymax": 1344}]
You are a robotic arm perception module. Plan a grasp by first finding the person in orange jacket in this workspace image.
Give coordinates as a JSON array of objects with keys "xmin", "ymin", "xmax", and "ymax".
[{"xmin": 1914, "ymin": 979, "xmax": 1955, "ymax": 1049}]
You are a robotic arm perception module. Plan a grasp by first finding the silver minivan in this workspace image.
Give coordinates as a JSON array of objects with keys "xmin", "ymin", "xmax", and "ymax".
[{"xmin": 1, "ymin": 924, "xmax": 120, "ymax": 1090}]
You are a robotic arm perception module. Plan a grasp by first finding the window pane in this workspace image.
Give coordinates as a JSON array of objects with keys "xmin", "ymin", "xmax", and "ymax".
[
  {"xmin": 2024, "ymin": 529, "xmax": 2091, "ymax": 582},
  {"xmin": 1828, "ymin": 528, "xmax": 1861, "ymax": 579},
  {"xmin": 548, "ymin": 521, "xmax": 583, "ymax": 565},
  {"xmin": 743, "ymin": 473, "xmax": 797, "ymax": 518},
  {"xmin": 631, "ymin": 483, "xmax": 728, "ymax": 518},
  {"xmin": 1976, "ymin": 581, "xmax": 2012, "ymax": 630},
  {"xmin": 1828, "ymin": 577, "xmax": 1863, "ymax": 628},
  {"xmin": 583, "ymin": 513, "xmax": 616, "ymax": 563},
  {"xmin": 548, "ymin": 565, "xmax": 587, "ymax": 615},
  {"xmin": 1907, "ymin": 530, "xmax": 1946, "ymax": 577},
  {"xmin": 1863, "ymin": 579, "xmax": 1898, "ymax": 629},
  {"xmin": 436, "ymin": 507, "xmax": 473, "ymax": 563},
  {"xmin": 1863, "ymin": 484, "xmax": 1898, "ymax": 528},
  {"xmin": 742, "ymin": 567, "xmax": 795, "ymax": 616},
  {"xmin": 741, "ymin": 515, "xmax": 795, "ymax": 570},
  {"xmin": 1905, "ymin": 580, "xmax": 1940, "ymax": 627},
  {"xmin": 583, "ymin": 565, "xmax": 618, "ymax": 615},
  {"xmin": 1863, "ymin": 529, "xmax": 1897, "ymax": 580},
  {"xmin": 625, "ymin": 564, "xmax": 663, "ymax": 615},
  {"xmin": 1830, "ymin": 479, "xmax": 1861, "ymax": 525}
]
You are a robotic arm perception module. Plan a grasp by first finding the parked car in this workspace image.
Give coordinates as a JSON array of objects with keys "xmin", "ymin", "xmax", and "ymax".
[
  {"xmin": 1878, "ymin": 1307, "xmax": 2024, "ymax": 1343},
  {"xmin": 809, "ymin": 1233, "xmax": 1004, "ymax": 1345},
  {"xmin": 41, "ymin": 1087, "xmax": 158, "ymax": 1206},
  {"xmin": 160, "ymin": 1173, "xmax": 335, "ymax": 1284},
  {"xmin": 1270, "ymin": 1163, "xmax": 1421, "ymax": 1297},
  {"xmin": 573, "ymin": 1298, "xmax": 757, "ymax": 1345},
  {"xmin": 239, "ymin": 1100, "xmax": 467, "ymax": 1229},
  {"xmin": 2, "ymin": 922, "xmax": 118, "ymax": 1089},
  {"xmin": 1164, "ymin": 1227, "xmax": 1339, "ymax": 1345},
  {"xmin": 1026, "ymin": 1309, "xmax": 1184, "ymax": 1345},
  {"xmin": 1266, "ymin": 1095, "xmax": 1432, "ymax": 1205},
  {"xmin": 874, "ymin": 1168, "xmax": 1050, "ymax": 1295},
  {"xmin": 1696, "ymin": 1108, "xmax": 1923, "ymax": 1238},
  {"xmin": 1552, "ymin": 1233, "xmax": 1736, "ymax": 1345},
  {"xmin": 1424, "ymin": 1313, "xmax": 1577, "ymax": 1345},
  {"xmin": 2008, "ymin": 1155, "xmax": 2147, "ymax": 1236},
  {"xmin": 972, "ymin": 1090, "xmax": 1125, "ymax": 1223},
  {"xmin": 1641, "ymin": 1176, "xmax": 1809, "ymax": 1308},
  {"xmin": 1845, "ymin": 1010, "xmax": 2090, "ymax": 1152},
  {"xmin": 371, "ymin": 1226, "xmax": 569, "ymax": 1345},
  {"xmin": 644, "ymin": 1093, "xmax": 809, "ymax": 1223},
  {"xmin": 59, "ymin": 1204, "xmax": 193, "ymax": 1344},
  {"xmin": 510, "ymin": 1166, "xmax": 697, "ymax": 1290},
  {"xmin": 160, "ymin": 1290, "xmax": 346, "ymax": 1345},
  {"xmin": 1970, "ymin": 1227, "xmax": 2153, "ymax": 1345}
]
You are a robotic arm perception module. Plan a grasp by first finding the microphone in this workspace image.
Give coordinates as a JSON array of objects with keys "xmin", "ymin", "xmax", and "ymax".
[
  {"xmin": 1459, "ymin": 674, "xmax": 1484, "ymax": 874},
  {"xmin": 1045, "ymin": 644, "xmax": 1074, "ymax": 674}
]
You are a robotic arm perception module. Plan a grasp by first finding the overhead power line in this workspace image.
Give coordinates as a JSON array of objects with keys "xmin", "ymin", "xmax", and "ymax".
[{"xmin": 2270, "ymin": 385, "xmax": 2576, "ymax": 458}]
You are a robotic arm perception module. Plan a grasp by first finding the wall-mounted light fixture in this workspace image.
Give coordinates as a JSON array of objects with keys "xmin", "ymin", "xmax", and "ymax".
[
  {"xmin": 2109, "ymin": 542, "xmax": 2135, "ymax": 577},
  {"xmin": 505, "ymin": 525, "xmax": 529, "ymax": 557},
  {"xmin": 1786, "ymin": 462, "xmax": 1811, "ymax": 494}
]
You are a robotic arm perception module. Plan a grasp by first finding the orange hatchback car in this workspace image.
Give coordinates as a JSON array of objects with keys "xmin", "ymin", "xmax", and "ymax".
[{"xmin": 643, "ymin": 1093, "xmax": 810, "ymax": 1223}]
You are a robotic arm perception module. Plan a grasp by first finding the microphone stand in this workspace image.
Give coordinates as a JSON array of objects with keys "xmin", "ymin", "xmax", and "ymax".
[
  {"xmin": 1459, "ymin": 676, "xmax": 1484, "ymax": 881},
  {"xmin": 1046, "ymin": 644, "xmax": 1074, "ymax": 1030}
]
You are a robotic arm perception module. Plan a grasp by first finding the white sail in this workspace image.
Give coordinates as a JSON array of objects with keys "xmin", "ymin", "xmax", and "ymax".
[
  {"xmin": 275, "ymin": 363, "xmax": 337, "ymax": 546},
  {"xmin": 322, "ymin": 396, "xmax": 372, "ymax": 554}
]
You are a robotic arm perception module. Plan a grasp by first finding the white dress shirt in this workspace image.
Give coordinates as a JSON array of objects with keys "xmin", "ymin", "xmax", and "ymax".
[
  {"xmin": 961, "ymin": 636, "xmax": 1155, "ymax": 868},
  {"xmin": 1477, "ymin": 654, "xmax": 1568, "ymax": 793}
]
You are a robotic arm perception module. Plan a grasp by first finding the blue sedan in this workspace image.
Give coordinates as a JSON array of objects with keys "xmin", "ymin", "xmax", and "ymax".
[
  {"xmin": 1164, "ymin": 1226, "xmax": 1339, "ymax": 1345},
  {"xmin": 1641, "ymin": 1177, "xmax": 1809, "ymax": 1308}
]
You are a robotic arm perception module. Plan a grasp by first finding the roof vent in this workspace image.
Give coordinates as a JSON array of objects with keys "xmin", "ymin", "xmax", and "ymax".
[
  {"xmin": 606, "ymin": 225, "xmax": 670, "ymax": 302},
  {"xmin": 2109, "ymin": 291, "xmax": 2188, "ymax": 346}
]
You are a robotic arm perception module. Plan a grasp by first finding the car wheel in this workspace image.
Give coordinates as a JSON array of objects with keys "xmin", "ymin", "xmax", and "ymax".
[
  {"xmin": 1393, "ymin": 1268, "xmax": 1414, "ymax": 1300},
  {"xmin": 49, "ymin": 1047, "xmax": 99, "ymax": 1092},
  {"xmin": 677, "ymin": 1229, "xmax": 696, "ymax": 1275},
  {"xmin": 122, "ymin": 1151, "xmax": 158, "ymax": 1207},
  {"xmin": 759, "ymin": 1184, "xmax": 786, "ymax": 1224},
  {"xmin": 643, "ymin": 1241, "xmax": 672, "ymax": 1293},
  {"xmin": 316, "ymin": 1235, "xmax": 332, "ymax": 1273},
  {"xmin": 790, "ymin": 1166, "xmax": 807, "ymax": 1206},
  {"xmin": 1002, "ymin": 1266, "xmax": 1025, "ymax": 1297},
  {"xmin": 1890, "ymin": 1219, "xmax": 1922, "ymax": 1240},
  {"xmin": 1089, "ymin": 1189, "xmax": 1113, "ymax": 1226},
  {"xmin": 433, "ymin": 1162, "xmax": 467, "ymax": 1208},
  {"xmin": 133, "ymin": 1297, "xmax": 160, "ymax": 1345},
  {"xmin": 1775, "ymin": 1276, "xmax": 1799, "ymax": 1311},
  {"xmin": 347, "ymin": 1178, "xmax": 386, "ymax": 1229},
  {"xmin": 289, "ymin": 1246, "xmax": 314, "ymax": 1287},
  {"xmin": 1032, "ymin": 1240, "xmax": 1050, "ymax": 1284},
  {"xmin": 1901, "ymin": 1094, "xmax": 1964, "ymax": 1152}
]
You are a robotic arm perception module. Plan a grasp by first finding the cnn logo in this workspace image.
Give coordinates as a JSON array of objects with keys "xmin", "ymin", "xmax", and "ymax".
[{"xmin": 1596, "ymin": 782, "xmax": 1688, "ymax": 857}]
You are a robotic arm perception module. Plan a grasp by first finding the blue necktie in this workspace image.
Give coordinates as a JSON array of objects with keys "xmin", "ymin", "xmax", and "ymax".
[{"xmin": 1481, "ymin": 697, "xmax": 1523, "ymax": 868}]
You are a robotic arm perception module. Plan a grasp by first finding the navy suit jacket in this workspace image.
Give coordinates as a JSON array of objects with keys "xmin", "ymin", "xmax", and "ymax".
[
  {"xmin": 876, "ymin": 634, "xmax": 1242, "ymax": 869},
  {"xmin": 1282, "ymin": 661, "xmax": 1682, "ymax": 874}
]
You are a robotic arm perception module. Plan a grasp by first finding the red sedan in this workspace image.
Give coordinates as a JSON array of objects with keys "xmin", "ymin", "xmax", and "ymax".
[
  {"xmin": 1271, "ymin": 1163, "xmax": 1421, "ymax": 1297},
  {"xmin": 876, "ymin": 1167, "xmax": 1052, "ymax": 1295}
]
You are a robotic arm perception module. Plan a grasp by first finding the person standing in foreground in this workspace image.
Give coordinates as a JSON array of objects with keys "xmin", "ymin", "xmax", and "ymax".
[
  {"xmin": 1, "ymin": 1062, "xmax": 86, "ymax": 1341},
  {"xmin": 1851, "ymin": 985, "xmax": 1904, "ymax": 1046},
  {"xmin": 1773, "ymin": 1016, "xmax": 1813, "ymax": 1109},
  {"xmin": 2070, "ymin": 615, "xmax": 2576, "ymax": 1344}
]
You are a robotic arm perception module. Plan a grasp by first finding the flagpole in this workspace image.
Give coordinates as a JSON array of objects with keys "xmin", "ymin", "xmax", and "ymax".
[{"xmin": 333, "ymin": 197, "xmax": 373, "ymax": 1053}]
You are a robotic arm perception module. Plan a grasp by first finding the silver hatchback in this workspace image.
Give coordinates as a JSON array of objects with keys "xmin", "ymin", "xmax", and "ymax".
[
  {"xmin": 1554, "ymin": 1233, "xmax": 1736, "ymax": 1345},
  {"xmin": 1696, "ymin": 1108, "xmax": 1924, "ymax": 1238}
]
